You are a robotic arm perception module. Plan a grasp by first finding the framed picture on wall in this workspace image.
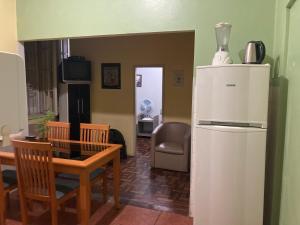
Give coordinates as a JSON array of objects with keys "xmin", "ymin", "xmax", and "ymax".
[
  {"xmin": 136, "ymin": 74, "xmax": 142, "ymax": 87},
  {"xmin": 101, "ymin": 63, "xmax": 121, "ymax": 89}
]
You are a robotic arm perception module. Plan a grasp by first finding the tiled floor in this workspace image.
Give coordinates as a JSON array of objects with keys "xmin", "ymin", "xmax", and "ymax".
[
  {"xmin": 4, "ymin": 137, "xmax": 191, "ymax": 224},
  {"xmin": 106, "ymin": 137, "xmax": 190, "ymax": 215}
]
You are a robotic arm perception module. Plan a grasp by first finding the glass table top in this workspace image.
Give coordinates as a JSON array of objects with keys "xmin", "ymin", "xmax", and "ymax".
[{"xmin": 0, "ymin": 139, "xmax": 112, "ymax": 161}]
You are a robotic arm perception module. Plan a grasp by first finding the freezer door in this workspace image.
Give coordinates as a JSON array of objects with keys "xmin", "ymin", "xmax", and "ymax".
[
  {"xmin": 190, "ymin": 125, "xmax": 266, "ymax": 225},
  {"xmin": 194, "ymin": 65, "xmax": 270, "ymax": 127}
]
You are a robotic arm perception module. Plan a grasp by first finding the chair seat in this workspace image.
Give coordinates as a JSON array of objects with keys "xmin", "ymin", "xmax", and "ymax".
[
  {"xmin": 155, "ymin": 142, "xmax": 184, "ymax": 155},
  {"xmin": 55, "ymin": 178, "xmax": 80, "ymax": 199},
  {"xmin": 57, "ymin": 168, "xmax": 105, "ymax": 181},
  {"xmin": 2, "ymin": 169, "xmax": 17, "ymax": 189}
]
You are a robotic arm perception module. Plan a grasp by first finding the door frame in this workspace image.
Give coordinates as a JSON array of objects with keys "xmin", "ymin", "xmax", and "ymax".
[
  {"xmin": 132, "ymin": 65, "xmax": 165, "ymax": 154},
  {"xmin": 268, "ymin": 1, "xmax": 298, "ymax": 225},
  {"xmin": 281, "ymin": 0, "xmax": 297, "ymax": 73}
]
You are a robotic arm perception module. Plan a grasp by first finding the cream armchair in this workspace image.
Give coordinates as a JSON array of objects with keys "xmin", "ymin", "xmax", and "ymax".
[{"xmin": 151, "ymin": 122, "xmax": 191, "ymax": 172}]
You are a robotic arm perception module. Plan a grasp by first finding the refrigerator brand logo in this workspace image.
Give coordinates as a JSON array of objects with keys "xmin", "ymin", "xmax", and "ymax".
[{"xmin": 226, "ymin": 83, "xmax": 236, "ymax": 87}]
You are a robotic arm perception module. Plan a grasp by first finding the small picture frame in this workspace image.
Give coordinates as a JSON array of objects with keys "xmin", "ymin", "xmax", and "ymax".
[
  {"xmin": 173, "ymin": 70, "xmax": 184, "ymax": 87},
  {"xmin": 101, "ymin": 63, "xmax": 121, "ymax": 89},
  {"xmin": 136, "ymin": 74, "xmax": 142, "ymax": 87}
]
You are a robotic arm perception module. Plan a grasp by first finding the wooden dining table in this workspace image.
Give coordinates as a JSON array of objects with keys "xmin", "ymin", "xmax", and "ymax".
[{"xmin": 0, "ymin": 139, "xmax": 122, "ymax": 225}]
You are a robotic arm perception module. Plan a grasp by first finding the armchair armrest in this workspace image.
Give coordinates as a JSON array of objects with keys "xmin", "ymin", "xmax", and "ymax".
[
  {"xmin": 184, "ymin": 128, "xmax": 191, "ymax": 141},
  {"xmin": 152, "ymin": 115, "xmax": 159, "ymax": 129},
  {"xmin": 150, "ymin": 123, "xmax": 164, "ymax": 167},
  {"xmin": 183, "ymin": 127, "xmax": 191, "ymax": 156},
  {"xmin": 152, "ymin": 123, "xmax": 164, "ymax": 146}
]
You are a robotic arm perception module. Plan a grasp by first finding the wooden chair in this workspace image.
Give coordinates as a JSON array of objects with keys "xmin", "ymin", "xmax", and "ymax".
[
  {"xmin": 46, "ymin": 121, "xmax": 70, "ymax": 140},
  {"xmin": 12, "ymin": 140, "xmax": 80, "ymax": 225},
  {"xmin": 80, "ymin": 123, "xmax": 109, "ymax": 200},
  {"xmin": 0, "ymin": 167, "xmax": 17, "ymax": 225},
  {"xmin": 80, "ymin": 123, "xmax": 110, "ymax": 143},
  {"xmin": 59, "ymin": 123, "xmax": 110, "ymax": 202}
]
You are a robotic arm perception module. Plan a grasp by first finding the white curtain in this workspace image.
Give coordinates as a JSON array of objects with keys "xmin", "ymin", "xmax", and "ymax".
[{"xmin": 25, "ymin": 41, "xmax": 58, "ymax": 115}]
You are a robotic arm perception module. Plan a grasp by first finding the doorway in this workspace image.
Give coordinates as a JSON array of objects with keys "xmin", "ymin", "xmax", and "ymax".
[{"xmin": 135, "ymin": 67, "xmax": 163, "ymax": 137}]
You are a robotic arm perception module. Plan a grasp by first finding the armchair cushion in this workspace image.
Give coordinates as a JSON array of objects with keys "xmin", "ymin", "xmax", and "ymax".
[{"xmin": 155, "ymin": 142, "xmax": 184, "ymax": 155}]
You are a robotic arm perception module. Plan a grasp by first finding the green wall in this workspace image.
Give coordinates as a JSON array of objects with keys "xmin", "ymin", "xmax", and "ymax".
[
  {"xmin": 16, "ymin": 0, "xmax": 276, "ymax": 66},
  {"xmin": 273, "ymin": 0, "xmax": 300, "ymax": 225},
  {"xmin": 16, "ymin": 0, "xmax": 288, "ymax": 223}
]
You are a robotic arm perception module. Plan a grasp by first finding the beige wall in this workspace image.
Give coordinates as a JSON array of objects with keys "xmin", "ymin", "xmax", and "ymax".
[
  {"xmin": 0, "ymin": 0, "xmax": 18, "ymax": 53},
  {"xmin": 0, "ymin": 1, "xmax": 28, "ymax": 136},
  {"xmin": 71, "ymin": 32, "xmax": 194, "ymax": 155}
]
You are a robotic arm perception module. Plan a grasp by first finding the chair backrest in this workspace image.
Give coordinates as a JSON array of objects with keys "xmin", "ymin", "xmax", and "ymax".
[
  {"xmin": 80, "ymin": 123, "xmax": 110, "ymax": 143},
  {"xmin": 47, "ymin": 121, "xmax": 70, "ymax": 140},
  {"xmin": 161, "ymin": 122, "xmax": 190, "ymax": 144},
  {"xmin": 12, "ymin": 140, "xmax": 55, "ymax": 201}
]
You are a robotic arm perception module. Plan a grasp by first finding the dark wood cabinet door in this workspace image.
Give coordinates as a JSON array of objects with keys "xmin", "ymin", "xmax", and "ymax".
[
  {"xmin": 68, "ymin": 84, "xmax": 81, "ymax": 140},
  {"xmin": 69, "ymin": 114, "xmax": 80, "ymax": 140},
  {"xmin": 79, "ymin": 84, "xmax": 90, "ymax": 123},
  {"xmin": 68, "ymin": 85, "xmax": 80, "ymax": 117},
  {"xmin": 68, "ymin": 84, "xmax": 90, "ymax": 140}
]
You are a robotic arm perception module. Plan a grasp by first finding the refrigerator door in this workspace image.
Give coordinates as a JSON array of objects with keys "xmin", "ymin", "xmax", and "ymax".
[
  {"xmin": 190, "ymin": 125, "xmax": 266, "ymax": 225},
  {"xmin": 194, "ymin": 65, "xmax": 270, "ymax": 128}
]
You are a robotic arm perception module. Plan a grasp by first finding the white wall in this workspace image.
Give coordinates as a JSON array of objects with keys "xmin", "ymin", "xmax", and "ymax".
[
  {"xmin": 0, "ymin": 0, "xmax": 28, "ymax": 142},
  {"xmin": 135, "ymin": 67, "xmax": 163, "ymax": 123},
  {"xmin": 0, "ymin": 52, "xmax": 28, "ymax": 135}
]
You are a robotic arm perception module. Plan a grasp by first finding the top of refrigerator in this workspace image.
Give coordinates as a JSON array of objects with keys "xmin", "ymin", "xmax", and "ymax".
[
  {"xmin": 193, "ymin": 64, "xmax": 270, "ymax": 128},
  {"xmin": 196, "ymin": 64, "xmax": 270, "ymax": 69}
]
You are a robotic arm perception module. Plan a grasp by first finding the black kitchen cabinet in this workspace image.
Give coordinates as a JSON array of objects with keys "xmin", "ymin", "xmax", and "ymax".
[
  {"xmin": 59, "ymin": 84, "xmax": 90, "ymax": 140},
  {"xmin": 69, "ymin": 84, "xmax": 90, "ymax": 140}
]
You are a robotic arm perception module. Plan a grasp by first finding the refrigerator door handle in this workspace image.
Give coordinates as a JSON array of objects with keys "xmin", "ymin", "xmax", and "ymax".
[
  {"xmin": 195, "ymin": 124, "xmax": 267, "ymax": 133},
  {"xmin": 197, "ymin": 120, "xmax": 265, "ymax": 128},
  {"xmin": 81, "ymin": 99, "xmax": 84, "ymax": 114}
]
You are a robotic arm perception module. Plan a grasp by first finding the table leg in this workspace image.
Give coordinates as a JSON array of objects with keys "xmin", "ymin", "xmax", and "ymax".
[
  {"xmin": 113, "ymin": 153, "xmax": 121, "ymax": 208},
  {"xmin": 80, "ymin": 171, "xmax": 91, "ymax": 225}
]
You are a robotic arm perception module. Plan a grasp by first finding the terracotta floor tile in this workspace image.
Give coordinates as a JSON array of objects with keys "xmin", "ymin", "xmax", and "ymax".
[
  {"xmin": 110, "ymin": 205, "xmax": 160, "ymax": 225},
  {"xmin": 155, "ymin": 212, "xmax": 193, "ymax": 225}
]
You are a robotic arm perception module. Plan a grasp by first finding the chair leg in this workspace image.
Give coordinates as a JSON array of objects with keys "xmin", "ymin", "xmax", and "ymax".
[
  {"xmin": 102, "ymin": 173, "xmax": 108, "ymax": 203},
  {"xmin": 5, "ymin": 193, "xmax": 10, "ymax": 209},
  {"xmin": 60, "ymin": 203, "xmax": 66, "ymax": 213},
  {"xmin": 76, "ymin": 195, "xmax": 81, "ymax": 223},
  {"xmin": 0, "ymin": 214, "xmax": 4, "ymax": 225},
  {"xmin": 27, "ymin": 200, "xmax": 33, "ymax": 211},
  {"xmin": 51, "ymin": 202, "xmax": 58, "ymax": 225},
  {"xmin": 19, "ymin": 197, "xmax": 29, "ymax": 225},
  {"xmin": 0, "ymin": 193, "xmax": 6, "ymax": 225}
]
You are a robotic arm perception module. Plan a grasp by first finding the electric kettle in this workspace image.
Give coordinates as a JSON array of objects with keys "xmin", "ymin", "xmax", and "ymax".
[{"xmin": 243, "ymin": 41, "xmax": 266, "ymax": 64}]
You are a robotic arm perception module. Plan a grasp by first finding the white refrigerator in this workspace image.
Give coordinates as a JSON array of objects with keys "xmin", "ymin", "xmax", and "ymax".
[{"xmin": 190, "ymin": 64, "xmax": 270, "ymax": 225}]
